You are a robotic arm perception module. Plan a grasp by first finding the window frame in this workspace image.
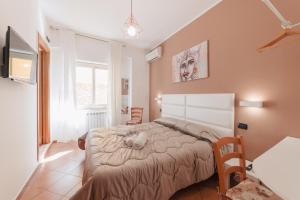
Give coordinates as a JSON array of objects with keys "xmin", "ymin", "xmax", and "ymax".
[{"xmin": 75, "ymin": 60, "xmax": 109, "ymax": 110}]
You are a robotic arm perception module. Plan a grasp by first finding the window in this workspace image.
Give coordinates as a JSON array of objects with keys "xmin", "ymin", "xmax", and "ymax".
[{"xmin": 75, "ymin": 61, "xmax": 108, "ymax": 108}]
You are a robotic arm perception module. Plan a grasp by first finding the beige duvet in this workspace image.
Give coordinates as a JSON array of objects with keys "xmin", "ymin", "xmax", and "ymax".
[{"xmin": 71, "ymin": 120, "xmax": 218, "ymax": 200}]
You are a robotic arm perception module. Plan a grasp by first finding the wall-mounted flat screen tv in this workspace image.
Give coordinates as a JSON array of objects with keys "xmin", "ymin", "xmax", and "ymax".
[{"xmin": 1, "ymin": 26, "xmax": 37, "ymax": 84}]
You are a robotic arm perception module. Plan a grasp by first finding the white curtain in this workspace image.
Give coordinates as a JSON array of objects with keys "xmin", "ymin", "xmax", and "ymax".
[
  {"xmin": 50, "ymin": 29, "xmax": 84, "ymax": 142},
  {"xmin": 108, "ymin": 42, "xmax": 122, "ymax": 126},
  {"xmin": 50, "ymin": 32, "xmax": 122, "ymax": 140}
]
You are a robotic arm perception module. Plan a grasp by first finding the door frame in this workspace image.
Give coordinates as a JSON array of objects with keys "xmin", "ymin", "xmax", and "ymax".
[{"xmin": 37, "ymin": 33, "xmax": 50, "ymax": 160}]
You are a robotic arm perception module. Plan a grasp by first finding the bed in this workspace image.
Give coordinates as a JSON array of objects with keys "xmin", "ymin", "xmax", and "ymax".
[{"xmin": 71, "ymin": 93, "xmax": 235, "ymax": 200}]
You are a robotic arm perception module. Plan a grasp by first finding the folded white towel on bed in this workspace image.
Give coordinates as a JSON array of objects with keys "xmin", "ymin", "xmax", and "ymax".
[
  {"xmin": 124, "ymin": 134, "xmax": 137, "ymax": 147},
  {"xmin": 124, "ymin": 132, "xmax": 148, "ymax": 150},
  {"xmin": 132, "ymin": 132, "xmax": 148, "ymax": 150}
]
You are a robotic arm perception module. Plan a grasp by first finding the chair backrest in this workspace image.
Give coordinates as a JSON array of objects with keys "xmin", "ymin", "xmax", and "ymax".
[
  {"xmin": 131, "ymin": 107, "xmax": 143, "ymax": 122},
  {"xmin": 213, "ymin": 136, "xmax": 246, "ymax": 195}
]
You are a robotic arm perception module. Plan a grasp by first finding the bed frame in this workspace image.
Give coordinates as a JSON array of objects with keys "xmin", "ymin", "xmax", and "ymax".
[{"xmin": 161, "ymin": 93, "xmax": 235, "ymax": 137}]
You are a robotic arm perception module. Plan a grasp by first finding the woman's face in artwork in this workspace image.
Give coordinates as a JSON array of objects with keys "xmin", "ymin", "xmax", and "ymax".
[{"xmin": 180, "ymin": 54, "xmax": 196, "ymax": 81}]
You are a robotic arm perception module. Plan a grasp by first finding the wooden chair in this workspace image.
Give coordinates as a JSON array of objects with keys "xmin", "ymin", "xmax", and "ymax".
[
  {"xmin": 78, "ymin": 132, "xmax": 88, "ymax": 150},
  {"xmin": 213, "ymin": 136, "xmax": 280, "ymax": 200},
  {"xmin": 126, "ymin": 107, "xmax": 143, "ymax": 125}
]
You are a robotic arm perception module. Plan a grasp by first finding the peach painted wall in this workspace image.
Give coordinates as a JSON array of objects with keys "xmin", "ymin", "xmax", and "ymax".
[{"xmin": 149, "ymin": 0, "xmax": 300, "ymax": 160}]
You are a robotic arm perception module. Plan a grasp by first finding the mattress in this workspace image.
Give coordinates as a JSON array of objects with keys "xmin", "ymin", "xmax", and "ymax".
[{"xmin": 71, "ymin": 120, "xmax": 218, "ymax": 200}]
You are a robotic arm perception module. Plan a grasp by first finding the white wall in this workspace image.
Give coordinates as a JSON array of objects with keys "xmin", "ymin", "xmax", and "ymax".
[
  {"xmin": 121, "ymin": 57, "xmax": 131, "ymax": 80},
  {"xmin": 123, "ymin": 45, "xmax": 149, "ymax": 122},
  {"xmin": 0, "ymin": 0, "xmax": 41, "ymax": 199}
]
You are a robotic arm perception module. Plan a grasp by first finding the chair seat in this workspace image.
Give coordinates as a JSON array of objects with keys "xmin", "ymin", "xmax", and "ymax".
[
  {"xmin": 126, "ymin": 119, "xmax": 142, "ymax": 125},
  {"xmin": 226, "ymin": 179, "xmax": 282, "ymax": 200}
]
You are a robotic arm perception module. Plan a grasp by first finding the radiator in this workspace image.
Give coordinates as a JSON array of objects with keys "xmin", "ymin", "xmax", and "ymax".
[{"xmin": 86, "ymin": 110, "xmax": 108, "ymax": 131}]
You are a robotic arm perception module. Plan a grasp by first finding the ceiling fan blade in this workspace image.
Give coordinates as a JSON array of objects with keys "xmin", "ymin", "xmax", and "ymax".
[
  {"xmin": 261, "ymin": 0, "xmax": 291, "ymax": 27},
  {"xmin": 286, "ymin": 29, "xmax": 300, "ymax": 36},
  {"xmin": 257, "ymin": 31, "xmax": 288, "ymax": 52},
  {"xmin": 290, "ymin": 22, "xmax": 300, "ymax": 29}
]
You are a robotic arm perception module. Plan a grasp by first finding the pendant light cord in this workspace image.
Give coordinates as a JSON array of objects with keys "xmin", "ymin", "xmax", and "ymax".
[{"xmin": 131, "ymin": 0, "xmax": 133, "ymax": 18}]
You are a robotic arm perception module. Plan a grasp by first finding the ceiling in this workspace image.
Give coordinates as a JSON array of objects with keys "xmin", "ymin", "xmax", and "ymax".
[{"xmin": 40, "ymin": 0, "xmax": 222, "ymax": 49}]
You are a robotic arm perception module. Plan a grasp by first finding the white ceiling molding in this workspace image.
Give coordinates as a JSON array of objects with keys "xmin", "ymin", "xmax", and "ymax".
[{"xmin": 49, "ymin": 25, "xmax": 125, "ymax": 47}]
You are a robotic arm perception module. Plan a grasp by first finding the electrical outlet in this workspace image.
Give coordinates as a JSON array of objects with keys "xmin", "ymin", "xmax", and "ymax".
[{"xmin": 238, "ymin": 122, "xmax": 248, "ymax": 130}]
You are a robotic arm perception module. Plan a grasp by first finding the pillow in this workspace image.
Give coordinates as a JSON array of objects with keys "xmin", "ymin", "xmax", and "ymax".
[
  {"xmin": 175, "ymin": 121, "xmax": 220, "ymax": 143},
  {"xmin": 153, "ymin": 117, "xmax": 180, "ymax": 128},
  {"xmin": 154, "ymin": 117, "xmax": 220, "ymax": 144}
]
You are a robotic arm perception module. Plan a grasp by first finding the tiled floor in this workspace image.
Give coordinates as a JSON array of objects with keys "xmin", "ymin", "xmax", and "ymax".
[
  {"xmin": 19, "ymin": 141, "xmax": 219, "ymax": 200},
  {"xmin": 20, "ymin": 142, "xmax": 84, "ymax": 200},
  {"xmin": 38, "ymin": 143, "xmax": 51, "ymax": 160}
]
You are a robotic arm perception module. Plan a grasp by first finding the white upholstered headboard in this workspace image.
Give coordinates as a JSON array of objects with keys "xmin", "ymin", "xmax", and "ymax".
[{"xmin": 161, "ymin": 93, "xmax": 235, "ymax": 137}]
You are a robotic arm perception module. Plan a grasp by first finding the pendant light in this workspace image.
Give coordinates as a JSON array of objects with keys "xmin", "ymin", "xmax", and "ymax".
[{"xmin": 123, "ymin": 0, "xmax": 142, "ymax": 38}]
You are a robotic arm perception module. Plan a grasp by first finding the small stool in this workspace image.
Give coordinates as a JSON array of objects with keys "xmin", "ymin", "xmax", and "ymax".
[{"xmin": 78, "ymin": 133, "xmax": 88, "ymax": 150}]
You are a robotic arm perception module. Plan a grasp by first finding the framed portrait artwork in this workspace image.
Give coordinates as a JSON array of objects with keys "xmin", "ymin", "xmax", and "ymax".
[{"xmin": 172, "ymin": 40, "xmax": 208, "ymax": 82}]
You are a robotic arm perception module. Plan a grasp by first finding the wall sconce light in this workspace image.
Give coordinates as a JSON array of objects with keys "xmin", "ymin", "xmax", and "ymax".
[
  {"xmin": 154, "ymin": 96, "xmax": 162, "ymax": 103},
  {"xmin": 240, "ymin": 100, "xmax": 263, "ymax": 108}
]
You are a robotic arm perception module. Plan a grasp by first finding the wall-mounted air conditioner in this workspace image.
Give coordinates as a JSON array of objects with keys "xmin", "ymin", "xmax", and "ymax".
[{"xmin": 145, "ymin": 46, "xmax": 162, "ymax": 62}]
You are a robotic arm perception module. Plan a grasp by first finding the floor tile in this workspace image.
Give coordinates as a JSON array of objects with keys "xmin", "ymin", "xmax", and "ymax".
[
  {"xmin": 200, "ymin": 188, "xmax": 218, "ymax": 200},
  {"xmin": 47, "ymin": 174, "xmax": 81, "ymax": 196},
  {"xmin": 172, "ymin": 176, "xmax": 219, "ymax": 200},
  {"xmin": 66, "ymin": 162, "xmax": 84, "ymax": 177},
  {"xmin": 32, "ymin": 191, "xmax": 62, "ymax": 200},
  {"xmin": 172, "ymin": 191, "xmax": 202, "ymax": 200},
  {"xmin": 65, "ymin": 183, "xmax": 82, "ymax": 198},
  {"xmin": 39, "ymin": 157, "xmax": 71, "ymax": 171},
  {"xmin": 54, "ymin": 159, "xmax": 80, "ymax": 173},
  {"xmin": 199, "ymin": 178, "xmax": 219, "ymax": 200},
  {"xmin": 66, "ymin": 151, "xmax": 85, "ymax": 163},
  {"xmin": 19, "ymin": 186, "xmax": 43, "ymax": 200},
  {"xmin": 39, "ymin": 144, "xmax": 51, "ymax": 161},
  {"xmin": 29, "ymin": 169, "xmax": 65, "ymax": 189}
]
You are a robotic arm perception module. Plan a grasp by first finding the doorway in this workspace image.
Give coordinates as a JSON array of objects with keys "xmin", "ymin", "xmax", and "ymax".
[
  {"xmin": 37, "ymin": 33, "xmax": 50, "ymax": 160},
  {"xmin": 121, "ymin": 57, "xmax": 132, "ymax": 124}
]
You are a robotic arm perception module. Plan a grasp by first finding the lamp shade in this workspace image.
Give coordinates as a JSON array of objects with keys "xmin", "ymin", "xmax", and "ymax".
[
  {"xmin": 240, "ymin": 100, "xmax": 263, "ymax": 108},
  {"xmin": 154, "ymin": 96, "xmax": 162, "ymax": 102}
]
